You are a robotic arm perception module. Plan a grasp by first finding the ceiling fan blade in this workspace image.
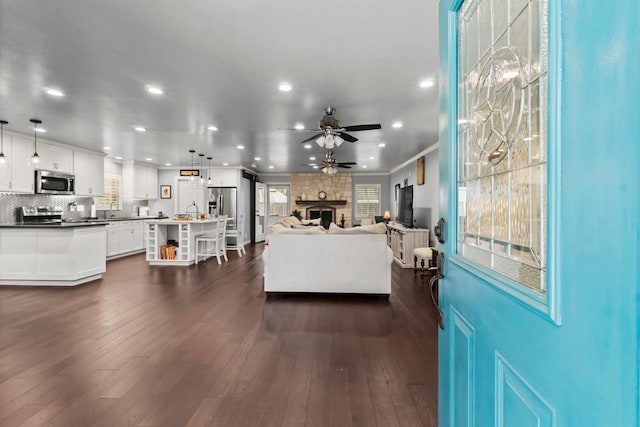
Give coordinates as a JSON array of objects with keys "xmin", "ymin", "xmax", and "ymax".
[
  {"xmin": 299, "ymin": 133, "xmax": 324, "ymax": 143},
  {"xmin": 338, "ymin": 165, "xmax": 352, "ymax": 169},
  {"xmin": 342, "ymin": 124, "xmax": 382, "ymax": 132},
  {"xmin": 337, "ymin": 162, "xmax": 357, "ymax": 166},
  {"xmin": 280, "ymin": 127, "xmax": 322, "ymax": 131},
  {"xmin": 338, "ymin": 132, "xmax": 358, "ymax": 143}
]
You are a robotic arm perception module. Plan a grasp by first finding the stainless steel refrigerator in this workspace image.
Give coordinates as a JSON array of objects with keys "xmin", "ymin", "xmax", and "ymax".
[{"xmin": 208, "ymin": 187, "xmax": 237, "ymax": 225}]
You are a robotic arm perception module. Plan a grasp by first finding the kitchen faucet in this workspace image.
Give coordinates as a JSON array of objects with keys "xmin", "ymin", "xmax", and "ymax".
[{"xmin": 109, "ymin": 201, "xmax": 116, "ymax": 218}]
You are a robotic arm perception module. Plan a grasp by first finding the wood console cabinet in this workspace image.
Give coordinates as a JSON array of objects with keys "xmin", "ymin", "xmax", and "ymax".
[{"xmin": 386, "ymin": 223, "xmax": 430, "ymax": 268}]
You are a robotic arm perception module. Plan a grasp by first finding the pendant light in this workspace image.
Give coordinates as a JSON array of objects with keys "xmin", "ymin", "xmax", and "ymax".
[
  {"xmin": 189, "ymin": 149, "xmax": 195, "ymax": 181},
  {"xmin": 30, "ymin": 118, "xmax": 42, "ymax": 164},
  {"xmin": 0, "ymin": 120, "xmax": 7, "ymax": 165},
  {"xmin": 207, "ymin": 156, "xmax": 212, "ymax": 185},
  {"xmin": 198, "ymin": 153, "xmax": 205, "ymax": 183}
]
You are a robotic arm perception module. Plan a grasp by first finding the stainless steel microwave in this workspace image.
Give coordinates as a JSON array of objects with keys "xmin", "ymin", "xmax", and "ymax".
[{"xmin": 35, "ymin": 170, "xmax": 75, "ymax": 195}]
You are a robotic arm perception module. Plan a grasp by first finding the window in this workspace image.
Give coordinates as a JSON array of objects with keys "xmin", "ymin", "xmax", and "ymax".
[
  {"xmin": 355, "ymin": 184, "xmax": 381, "ymax": 219},
  {"xmin": 95, "ymin": 175, "xmax": 121, "ymax": 210},
  {"xmin": 268, "ymin": 185, "xmax": 290, "ymax": 217}
]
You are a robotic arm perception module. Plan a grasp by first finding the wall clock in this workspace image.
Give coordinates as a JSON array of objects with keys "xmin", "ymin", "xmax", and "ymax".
[{"xmin": 318, "ymin": 190, "xmax": 327, "ymax": 200}]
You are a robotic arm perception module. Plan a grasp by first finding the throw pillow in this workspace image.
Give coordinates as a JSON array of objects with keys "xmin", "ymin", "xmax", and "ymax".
[{"xmin": 328, "ymin": 222, "xmax": 387, "ymax": 234}]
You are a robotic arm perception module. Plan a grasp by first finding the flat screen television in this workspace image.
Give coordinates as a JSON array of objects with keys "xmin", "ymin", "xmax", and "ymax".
[{"xmin": 397, "ymin": 185, "xmax": 414, "ymax": 227}]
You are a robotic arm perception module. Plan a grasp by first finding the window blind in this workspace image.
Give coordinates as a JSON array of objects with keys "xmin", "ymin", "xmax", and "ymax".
[{"xmin": 355, "ymin": 184, "xmax": 381, "ymax": 219}]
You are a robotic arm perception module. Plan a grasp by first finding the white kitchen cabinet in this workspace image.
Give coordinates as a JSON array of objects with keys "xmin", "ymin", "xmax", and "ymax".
[
  {"xmin": 0, "ymin": 135, "xmax": 12, "ymax": 191},
  {"xmin": 0, "ymin": 135, "xmax": 35, "ymax": 193},
  {"xmin": 74, "ymin": 150, "xmax": 105, "ymax": 196},
  {"xmin": 123, "ymin": 161, "xmax": 158, "ymax": 199},
  {"xmin": 209, "ymin": 168, "xmax": 239, "ymax": 187},
  {"xmin": 107, "ymin": 225, "xmax": 119, "ymax": 257},
  {"xmin": 37, "ymin": 142, "xmax": 74, "ymax": 174},
  {"xmin": 107, "ymin": 220, "xmax": 146, "ymax": 259}
]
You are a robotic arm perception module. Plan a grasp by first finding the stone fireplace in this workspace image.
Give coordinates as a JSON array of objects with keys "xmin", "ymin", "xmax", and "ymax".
[{"xmin": 291, "ymin": 173, "xmax": 352, "ymax": 227}]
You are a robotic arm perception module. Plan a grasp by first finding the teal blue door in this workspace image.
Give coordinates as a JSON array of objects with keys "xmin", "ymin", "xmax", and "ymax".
[{"xmin": 437, "ymin": 0, "xmax": 639, "ymax": 426}]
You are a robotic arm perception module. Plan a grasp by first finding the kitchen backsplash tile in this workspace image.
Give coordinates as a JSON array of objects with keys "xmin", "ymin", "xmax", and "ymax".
[{"xmin": 0, "ymin": 193, "xmax": 148, "ymax": 223}]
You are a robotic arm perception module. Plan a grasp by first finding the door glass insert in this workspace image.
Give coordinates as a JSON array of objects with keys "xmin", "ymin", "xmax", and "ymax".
[{"xmin": 457, "ymin": 0, "xmax": 548, "ymax": 291}]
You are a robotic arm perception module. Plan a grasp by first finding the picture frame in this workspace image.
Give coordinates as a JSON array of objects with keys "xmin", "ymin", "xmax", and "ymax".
[
  {"xmin": 160, "ymin": 185, "xmax": 171, "ymax": 199},
  {"xmin": 417, "ymin": 156, "xmax": 425, "ymax": 185},
  {"xmin": 179, "ymin": 169, "xmax": 199, "ymax": 177}
]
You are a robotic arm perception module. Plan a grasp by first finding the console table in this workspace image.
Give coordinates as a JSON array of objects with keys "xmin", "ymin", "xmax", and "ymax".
[{"xmin": 386, "ymin": 222, "xmax": 430, "ymax": 268}]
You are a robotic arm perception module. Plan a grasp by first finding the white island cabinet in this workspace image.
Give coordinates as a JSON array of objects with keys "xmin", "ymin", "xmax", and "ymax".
[
  {"xmin": 146, "ymin": 219, "xmax": 218, "ymax": 266},
  {"xmin": 0, "ymin": 224, "xmax": 107, "ymax": 286}
]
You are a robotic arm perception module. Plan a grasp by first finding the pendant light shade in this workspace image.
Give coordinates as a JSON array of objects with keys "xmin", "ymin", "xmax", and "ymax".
[
  {"xmin": 198, "ymin": 153, "xmax": 204, "ymax": 183},
  {"xmin": 207, "ymin": 156, "xmax": 212, "ymax": 185},
  {"xmin": 0, "ymin": 120, "xmax": 7, "ymax": 165},
  {"xmin": 189, "ymin": 149, "xmax": 195, "ymax": 181},
  {"xmin": 30, "ymin": 118, "xmax": 42, "ymax": 164}
]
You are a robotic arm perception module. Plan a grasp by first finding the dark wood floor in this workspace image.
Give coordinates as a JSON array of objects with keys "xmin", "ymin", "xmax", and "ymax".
[{"xmin": 0, "ymin": 244, "xmax": 438, "ymax": 427}]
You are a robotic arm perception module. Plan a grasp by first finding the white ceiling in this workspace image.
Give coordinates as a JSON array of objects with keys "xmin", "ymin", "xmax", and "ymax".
[{"xmin": 0, "ymin": 0, "xmax": 440, "ymax": 174}]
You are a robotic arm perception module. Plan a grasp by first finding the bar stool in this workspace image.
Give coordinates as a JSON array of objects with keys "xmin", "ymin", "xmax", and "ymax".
[
  {"xmin": 195, "ymin": 216, "xmax": 228, "ymax": 264},
  {"xmin": 414, "ymin": 246, "xmax": 438, "ymax": 281},
  {"xmin": 226, "ymin": 213, "xmax": 246, "ymax": 257}
]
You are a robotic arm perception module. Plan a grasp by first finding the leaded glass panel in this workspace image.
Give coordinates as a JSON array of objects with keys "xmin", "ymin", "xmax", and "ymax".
[{"xmin": 457, "ymin": 0, "xmax": 548, "ymax": 291}]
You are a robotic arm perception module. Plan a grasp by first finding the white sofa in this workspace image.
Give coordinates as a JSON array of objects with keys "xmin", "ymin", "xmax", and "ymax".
[{"xmin": 262, "ymin": 233, "xmax": 393, "ymax": 295}]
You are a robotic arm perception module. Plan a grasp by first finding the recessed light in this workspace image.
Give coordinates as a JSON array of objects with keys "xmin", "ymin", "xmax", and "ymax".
[
  {"xmin": 268, "ymin": 165, "xmax": 274, "ymax": 169},
  {"xmin": 304, "ymin": 144, "xmax": 312, "ymax": 149},
  {"xmin": 251, "ymin": 163, "xmax": 257, "ymax": 168},
  {"xmin": 254, "ymin": 157, "xmax": 261, "ymax": 161},
  {"xmin": 309, "ymin": 156, "xmax": 316, "ymax": 161},
  {"xmin": 222, "ymin": 162, "xmax": 229, "ymax": 166},
  {"xmin": 145, "ymin": 85, "xmax": 163, "ymax": 95},
  {"xmin": 419, "ymin": 79, "xmax": 435, "ymax": 88},
  {"xmin": 362, "ymin": 165, "xmax": 368, "ymax": 168},
  {"xmin": 278, "ymin": 82, "xmax": 292, "ymax": 92},
  {"xmin": 391, "ymin": 121, "xmax": 403, "ymax": 128},
  {"xmin": 145, "ymin": 157, "xmax": 152, "ymax": 161},
  {"xmin": 313, "ymin": 165, "xmax": 319, "ymax": 169},
  {"xmin": 377, "ymin": 143, "xmax": 386, "ymax": 148},
  {"xmin": 207, "ymin": 125, "xmax": 218, "ymax": 131},
  {"xmin": 45, "ymin": 88, "xmax": 65, "ymax": 97},
  {"xmin": 115, "ymin": 156, "xmax": 123, "ymax": 160},
  {"xmin": 103, "ymin": 146, "xmax": 111, "ymax": 150},
  {"xmin": 369, "ymin": 156, "xmax": 375, "ymax": 160},
  {"xmin": 134, "ymin": 126, "xmax": 146, "ymax": 132},
  {"xmin": 164, "ymin": 163, "xmax": 172, "ymax": 166},
  {"xmin": 294, "ymin": 123, "xmax": 305, "ymax": 130},
  {"xmin": 309, "ymin": 163, "xmax": 317, "ymax": 166},
  {"xmin": 237, "ymin": 145, "xmax": 245, "ymax": 150},
  {"xmin": 35, "ymin": 127, "xmax": 46, "ymax": 133}
]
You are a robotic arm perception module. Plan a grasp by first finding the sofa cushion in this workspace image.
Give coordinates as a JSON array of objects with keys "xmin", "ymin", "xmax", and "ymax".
[{"xmin": 328, "ymin": 222, "xmax": 387, "ymax": 234}]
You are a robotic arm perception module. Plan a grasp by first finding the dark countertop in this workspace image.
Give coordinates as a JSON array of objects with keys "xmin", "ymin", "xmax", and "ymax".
[
  {"xmin": 0, "ymin": 216, "xmax": 167, "ymax": 229},
  {"xmin": 0, "ymin": 222, "xmax": 109, "ymax": 229}
]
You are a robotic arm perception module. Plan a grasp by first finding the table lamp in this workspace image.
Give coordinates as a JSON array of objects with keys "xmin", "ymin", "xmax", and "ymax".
[{"xmin": 383, "ymin": 210, "xmax": 391, "ymax": 223}]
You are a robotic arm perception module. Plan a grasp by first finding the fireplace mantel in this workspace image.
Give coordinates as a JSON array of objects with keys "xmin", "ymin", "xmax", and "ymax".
[{"xmin": 295, "ymin": 200, "xmax": 347, "ymax": 206}]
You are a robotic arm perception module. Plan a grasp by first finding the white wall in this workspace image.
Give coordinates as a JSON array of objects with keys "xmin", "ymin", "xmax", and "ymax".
[{"xmin": 389, "ymin": 144, "xmax": 439, "ymax": 245}]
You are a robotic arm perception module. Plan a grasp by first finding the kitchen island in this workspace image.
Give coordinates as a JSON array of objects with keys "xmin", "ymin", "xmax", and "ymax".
[
  {"xmin": 0, "ymin": 222, "xmax": 107, "ymax": 286},
  {"xmin": 145, "ymin": 218, "xmax": 219, "ymax": 266}
]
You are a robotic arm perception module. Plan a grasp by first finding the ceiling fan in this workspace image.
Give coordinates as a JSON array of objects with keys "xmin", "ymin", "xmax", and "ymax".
[
  {"xmin": 304, "ymin": 150, "xmax": 357, "ymax": 175},
  {"xmin": 292, "ymin": 106, "xmax": 382, "ymax": 149}
]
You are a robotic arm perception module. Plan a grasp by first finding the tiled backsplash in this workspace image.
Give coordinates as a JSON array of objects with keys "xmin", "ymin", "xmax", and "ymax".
[{"xmin": 0, "ymin": 193, "xmax": 148, "ymax": 224}]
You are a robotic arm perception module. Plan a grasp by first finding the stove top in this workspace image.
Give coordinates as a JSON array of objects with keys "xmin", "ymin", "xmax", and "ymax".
[{"xmin": 18, "ymin": 206, "xmax": 63, "ymax": 224}]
